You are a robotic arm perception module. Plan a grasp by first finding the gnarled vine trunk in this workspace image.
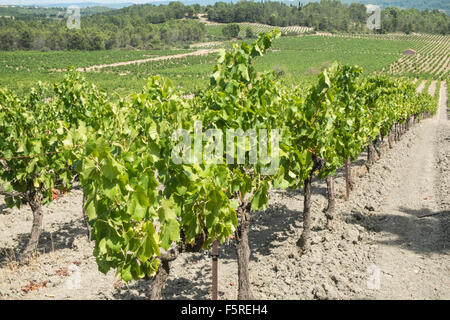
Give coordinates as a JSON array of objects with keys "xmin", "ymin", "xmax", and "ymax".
[
  {"xmin": 388, "ymin": 126, "xmax": 394, "ymax": 149},
  {"xmin": 367, "ymin": 140, "xmax": 376, "ymax": 169},
  {"xmin": 148, "ymin": 232, "xmax": 204, "ymax": 300},
  {"xmin": 20, "ymin": 190, "xmax": 43, "ymax": 263},
  {"xmin": 149, "ymin": 248, "xmax": 179, "ymax": 300},
  {"xmin": 149, "ymin": 258, "xmax": 171, "ymax": 300},
  {"xmin": 324, "ymin": 175, "xmax": 336, "ymax": 230},
  {"xmin": 297, "ymin": 173, "xmax": 312, "ymax": 253},
  {"xmin": 344, "ymin": 158, "xmax": 353, "ymax": 200},
  {"xmin": 82, "ymin": 195, "xmax": 92, "ymax": 239},
  {"xmin": 236, "ymin": 201, "xmax": 253, "ymax": 300},
  {"xmin": 395, "ymin": 123, "xmax": 400, "ymax": 141},
  {"xmin": 374, "ymin": 136, "xmax": 382, "ymax": 158}
]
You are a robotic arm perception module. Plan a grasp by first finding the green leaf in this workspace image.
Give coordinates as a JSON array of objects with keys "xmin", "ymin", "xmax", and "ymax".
[
  {"xmin": 251, "ymin": 182, "xmax": 269, "ymax": 211},
  {"xmin": 120, "ymin": 264, "xmax": 133, "ymax": 282},
  {"xmin": 160, "ymin": 219, "xmax": 180, "ymax": 250},
  {"xmin": 139, "ymin": 222, "xmax": 160, "ymax": 261},
  {"xmin": 101, "ymin": 157, "xmax": 121, "ymax": 182},
  {"xmin": 158, "ymin": 198, "xmax": 177, "ymax": 222},
  {"xmin": 4, "ymin": 196, "xmax": 15, "ymax": 208},
  {"xmin": 84, "ymin": 197, "xmax": 97, "ymax": 221}
]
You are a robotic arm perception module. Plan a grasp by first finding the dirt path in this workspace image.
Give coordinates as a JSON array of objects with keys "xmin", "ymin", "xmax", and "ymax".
[
  {"xmin": 197, "ymin": 13, "xmax": 223, "ymax": 26},
  {"xmin": 416, "ymin": 79, "xmax": 427, "ymax": 93},
  {"xmin": 190, "ymin": 42, "xmax": 223, "ymax": 49},
  {"xmin": 76, "ymin": 49, "xmax": 219, "ymax": 72},
  {"xmin": 428, "ymin": 80, "xmax": 438, "ymax": 96},
  {"xmin": 366, "ymin": 82, "xmax": 449, "ymax": 299}
]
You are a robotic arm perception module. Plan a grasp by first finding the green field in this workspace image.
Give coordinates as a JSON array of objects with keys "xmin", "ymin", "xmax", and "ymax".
[
  {"xmin": 0, "ymin": 35, "xmax": 426, "ymax": 96},
  {"xmin": 256, "ymin": 35, "xmax": 417, "ymax": 84},
  {"xmin": 0, "ymin": 49, "xmax": 190, "ymax": 94}
]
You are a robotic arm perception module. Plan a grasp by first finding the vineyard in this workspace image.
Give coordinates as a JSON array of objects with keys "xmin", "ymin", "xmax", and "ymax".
[
  {"xmin": 0, "ymin": 31, "xmax": 448, "ymax": 300},
  {"xmin": 199, "ymin": 13, "xmax": 315, "ymax": 38},
  {"xmin": 205, "ymin": 23, "xmax": 314, "ymax": 39},
  {"xmin": 317, "ymin": 33, "xmax": 450, "ymax": 80},
  {"xmin": 0, "ymin": 49, "xmax": 190, "ymax": 94},
  {"xmin": 383, "ymin": 34, "xmax": 450, "ymax": 80},
  {"xmin": 0, "ymin": 34, "xmax": 422, "ymax": 96}
]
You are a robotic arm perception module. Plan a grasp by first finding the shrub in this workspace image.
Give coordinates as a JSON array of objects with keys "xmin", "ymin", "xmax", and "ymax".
[
  {"xmin": 222, "ymin": 24, "xmax": 240, "ymax": 39},
  {"xmin": 245, "ymin": 27, "xmax": 255, "ymax": 38}
]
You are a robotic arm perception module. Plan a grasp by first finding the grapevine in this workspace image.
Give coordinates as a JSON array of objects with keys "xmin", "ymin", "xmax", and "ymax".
[{"xmin": 0, "ymin": 31, "xmax": 438, "ymax": 299}]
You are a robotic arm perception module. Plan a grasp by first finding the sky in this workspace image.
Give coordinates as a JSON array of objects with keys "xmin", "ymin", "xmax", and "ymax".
[{"xmin": 0, "ymin": 0, "xmax": 159, "ymax": 4}]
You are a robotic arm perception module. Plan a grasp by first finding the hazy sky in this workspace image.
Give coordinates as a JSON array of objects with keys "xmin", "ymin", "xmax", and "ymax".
[{"xmin": 0, "ymin": 0, "xmax": 159, "ymax": 4}]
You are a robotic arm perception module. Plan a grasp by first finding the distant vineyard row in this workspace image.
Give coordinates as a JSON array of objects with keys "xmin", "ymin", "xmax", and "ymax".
[{"xmin": 316, "ymin": 33, "xmax": 450, "ymax": 80}]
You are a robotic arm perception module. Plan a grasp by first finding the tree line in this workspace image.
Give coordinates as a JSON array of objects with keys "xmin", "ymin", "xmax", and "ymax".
[
  {"xmin": 0, "ymin": 0, "xmax": 449, "ymax": 51},
  {"xmin": 340, "ymin": 0, "xmax": 449, "ymax": 15},
  {"xmin": 0, "ymin": 2, "xmax": 205, "ymax": 51},
  {"xmin": 0, "ymin": 5, "xmax": 112, "ymax": 21},
  {"xmin": 206, "ymin": 0, "xmax": 450, "ymax": 34}
]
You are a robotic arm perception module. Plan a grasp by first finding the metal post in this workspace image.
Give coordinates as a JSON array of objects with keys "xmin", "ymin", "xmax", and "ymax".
[
  {"xmin": 345, "ymin": 159, "xmax": 350, "ymax": 201},
  {"xmin": 211, "ymin": 240, "xmax": 219, "ymax": 300}
]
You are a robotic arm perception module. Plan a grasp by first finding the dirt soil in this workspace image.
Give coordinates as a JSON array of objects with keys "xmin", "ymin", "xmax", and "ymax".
[
  {"xmin": 190, "ymin": 42, "xmax": 224, "ymax": 49},
  {"xmin": 416, "ymin": 80, "xmax": 427, "ymax": 93},
  {"xmin": 0, "ymin": 83, "xmax": 448, "ymax": 300}
]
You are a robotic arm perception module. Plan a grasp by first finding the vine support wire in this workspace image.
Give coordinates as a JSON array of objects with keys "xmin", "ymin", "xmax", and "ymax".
[{"xmin": 211, "ymin": 240, "xmax": 219, "ymax": 300}]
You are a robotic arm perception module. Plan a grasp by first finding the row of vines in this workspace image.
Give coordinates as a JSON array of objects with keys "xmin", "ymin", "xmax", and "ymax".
[
  {"xmin": 320, "ymin": 32, "xmax": 450, "ymax": 80},
  {"xmin": 0, "ymin": 31, "xmax": 438, "ymax": 299}
]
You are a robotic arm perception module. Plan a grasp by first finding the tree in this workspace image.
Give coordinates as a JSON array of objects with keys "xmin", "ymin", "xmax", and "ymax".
[
  {"xmin": 19, "ymin": 28, "xmax": 33, "ymax": 50},
  {"xmin": 67, "ymin": 30, "xmax": 88, "ymax": 50},
  {"xmin": 0, "ymin": 29, "xmax": 18, "ymax": 50},
  {"xmin": 222, "ymin": 24, "xmax": 240, "ymax": 39},
  {"xmin": 245, "ymin": 26, "xmax": 255, "ymax": 38}
]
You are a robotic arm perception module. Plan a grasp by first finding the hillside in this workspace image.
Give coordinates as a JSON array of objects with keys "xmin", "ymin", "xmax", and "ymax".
[
  {"xmin": 7, "ymin": 0, "xmax": 450, "ymax": 14},
  {"xmin": 0, "ymin": 0, "xmax": 448, "ymax": 52},
  {"xmin": 340, "ymin": 0, "xmax": 449, "ymax": 14},
  {"xmin": 0, "ymin": 5, "xmax": 113, "ymax": 20}
]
